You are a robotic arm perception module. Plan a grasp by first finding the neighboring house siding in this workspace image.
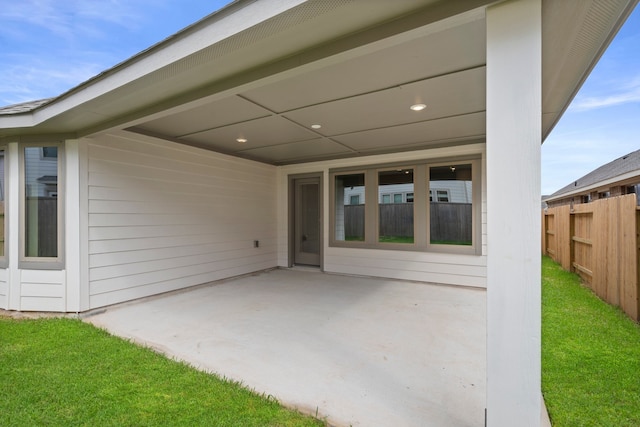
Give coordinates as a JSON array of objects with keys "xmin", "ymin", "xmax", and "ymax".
[
  {"xmin": 86, "ymin": 132, "xmax": 278, "ymax": 309},
  {"xmin": 438, "ymin": 180, "xmax": 473, "ymax": 203},
  {"xmin": 344, "ymin": 181, "xmax": 472, "ymax": 204},
  {"xmin": 24, "ymin": 147, "xmax": 58, "ymax": 197},
  {"xmin": 278, "ymin": 143, "xmax": 487, "ymax": 288}
]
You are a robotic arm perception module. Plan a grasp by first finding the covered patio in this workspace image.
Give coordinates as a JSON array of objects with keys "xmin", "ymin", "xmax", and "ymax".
[
  {"xmin": 1, "ymin": 1, "xmax": 637, "ymax": 424},
  {"xmin": 86, "ymin": 269, "xmax": 486, "ymax": 427}
]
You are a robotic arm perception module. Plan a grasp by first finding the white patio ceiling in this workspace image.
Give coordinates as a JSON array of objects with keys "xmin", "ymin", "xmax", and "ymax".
[
  {"xmin": 131, "ymin": 14, "xmax": 487, "ymax": 164},
  {"xmin": 0, "ymin": 0, "xmax": 636, "ymax": 166}
]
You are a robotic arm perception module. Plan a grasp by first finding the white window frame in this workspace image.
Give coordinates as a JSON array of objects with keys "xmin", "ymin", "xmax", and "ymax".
[
  {"xmin": 330, "ymin": 157, "xmax": 481, "ymax": 255},
  {"xmin": 19, "ymin": 142, "xmax": 65, "ymax": 270},
  {"xmin": 332, "ymin": 170, "xmax": 367, "ymax": 244},
  {"xmin": 426, "ymin": 160, "xmax": 480, "ymax": 254}
]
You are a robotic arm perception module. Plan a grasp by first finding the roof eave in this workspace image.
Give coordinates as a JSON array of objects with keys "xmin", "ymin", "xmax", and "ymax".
[{"xmin": 546, "ymin": 169, "xmax": 640, "ymax": 202}]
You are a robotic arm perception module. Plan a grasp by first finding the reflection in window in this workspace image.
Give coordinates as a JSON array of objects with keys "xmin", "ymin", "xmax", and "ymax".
[
  {"xmin": 25, "ymin": 146, "xmax": 58, "ymax": 257},
  {"xmin": 429, "ymin": 164, "xmax": 472, "ymax": 246},
  {"xmin": 0, "ymin": 149, "xmax": 4, "ymax": 257},
  {"xmin": 378, "ymin": 169, "xmax": 414, "ymax": 244},
  {"xmin": 335, "ymin": 173, "xmax": 365, "ymax": 241}
]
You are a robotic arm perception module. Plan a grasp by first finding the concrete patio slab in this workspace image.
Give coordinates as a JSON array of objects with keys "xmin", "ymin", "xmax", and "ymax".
[{"xmin": 85, "ymin": 269, "xmax": 486, "ymax": 427}]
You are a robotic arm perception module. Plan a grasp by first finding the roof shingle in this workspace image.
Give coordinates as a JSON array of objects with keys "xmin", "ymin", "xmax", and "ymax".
[
  {"xmin": 0, "ymin": 98, "xmax": 54, "ymax": 115},
  {"xmin": 550, "ymin": 149, "xmax": 640, "ymax": 197}
]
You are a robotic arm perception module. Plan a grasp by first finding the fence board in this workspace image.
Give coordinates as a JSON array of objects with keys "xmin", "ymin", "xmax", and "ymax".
[
  {"xmin": 344, "ymin": 203, "xmax": 471, "ymax": 242},
  {"xmin": 544, "ymin": 204, "xmax": 571, "ymax": 270},
  {"xmin": 543, "ymin": 194, "xmax": 640, "ymax": 321}
]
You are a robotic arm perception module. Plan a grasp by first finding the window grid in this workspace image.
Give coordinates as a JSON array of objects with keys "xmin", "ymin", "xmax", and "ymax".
[{"xmin": 330, "ymin": 159, "xmax": 480, "ymax": 254}]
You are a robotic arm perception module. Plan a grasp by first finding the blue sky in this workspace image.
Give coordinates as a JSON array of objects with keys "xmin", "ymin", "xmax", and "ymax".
[
  {"xmin": 542, "ymin": 4, "xmax": 640, "ymax": 195},
  {"xmin": 1, "ymin": 1, "xmax": 638, "ymax": 195}
]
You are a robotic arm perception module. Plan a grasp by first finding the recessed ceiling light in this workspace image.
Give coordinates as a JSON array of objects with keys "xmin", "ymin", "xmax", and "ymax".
[
  {"xmin": 236, "ymin": 138, "xmax": 247, "ymax": 143},
  {"xmin": 311, "ymin": 124, "xmax": 322, "ymax": 129},
  {"xmin": 410, "ymin": 103, "xmax": 427, "ymax": 111}
]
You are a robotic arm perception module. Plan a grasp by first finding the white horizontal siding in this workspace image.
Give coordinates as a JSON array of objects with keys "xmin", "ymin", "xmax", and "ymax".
[
  {"xmin": 325, "ymin": 249, "xmax": 486, "ymax": 287},
  {"xmin": 0, "ymin": 268, "xmax": 7, "ymax": 309},
  {"xmin": 278, "ymin": 143, "xmax": 487, "ymax": 287},
  {"xmin": 20, "ymin": 269, "xmax": 66, "ymax": 312},
  {"xmin": 86, "ymin": 131, "xmax": 277, "ymax": 309}
]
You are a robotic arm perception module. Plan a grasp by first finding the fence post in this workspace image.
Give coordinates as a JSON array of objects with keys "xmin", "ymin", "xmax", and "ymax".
[
  {"xmin": 569, "ymin": 209, "xmax": 575, "ymax": 274},
  {"xmin": 542, "ymin": 212, "xmax": 547, "ymax": 256}
]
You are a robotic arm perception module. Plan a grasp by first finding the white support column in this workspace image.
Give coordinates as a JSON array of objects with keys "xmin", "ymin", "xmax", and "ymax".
[
  {"xmin": 7, "ymin": 142, "xmax": 20, "ymax": 310},
  {"xmin": 65, "ymin": 139, "xmax": 81, "ymax": 312},
  {"xmin": 78, "ymin": 140, "xmax": 90, "ymax": 311},
  {"xmin": 64, "ymin": 138, "xmax": 90, "ymax": 312},
  {"xmin": 486, "ymin": 0, "xmax": 541, "ymax": 426}
]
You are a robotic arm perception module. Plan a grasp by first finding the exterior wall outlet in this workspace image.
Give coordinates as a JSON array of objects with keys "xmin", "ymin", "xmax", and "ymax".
[{"xmin": 254, "ymin": 240, "xmax": 259, "ymax": 248}]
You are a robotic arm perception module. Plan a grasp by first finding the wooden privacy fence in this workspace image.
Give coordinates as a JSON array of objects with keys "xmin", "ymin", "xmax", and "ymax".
[
  {"xmin": 430, "ymin": 202, "xmax": 472, "ymax": 243},
  {"xmin": 344, "ymin": 202, "xmax": 471, "ymax": 241},
  {"xmin": 542, "ymin": 194, "xmax": 640, "ymax": 321},
  {"xmin": 25, "ymin": 197, "xmax": 57, "ymax": 257}
]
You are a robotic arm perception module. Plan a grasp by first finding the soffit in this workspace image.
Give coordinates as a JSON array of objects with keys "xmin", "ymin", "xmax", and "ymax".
[
  {"xmin": 130, "ymin": 0, "xmax": 636, "ymax": 165},
  {"xmin": 541, "ymin": 0, "xmax": 638, "ymax": 137},
  {"xmin": 132, "ymin": 14, "xmax": 487, "ymax": 165},
  {"xmin": 0, "ymin": 0, "xmax": 448, "ymax": 137},
  {"xmin": 1, "ymin": 0, "xmax": 637, "ymax": 165}
]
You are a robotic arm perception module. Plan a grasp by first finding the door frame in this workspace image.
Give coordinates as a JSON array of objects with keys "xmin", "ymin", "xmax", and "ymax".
[{"xmin": 288, "ymin": 172, "xmax": 323, "ymax": 269}]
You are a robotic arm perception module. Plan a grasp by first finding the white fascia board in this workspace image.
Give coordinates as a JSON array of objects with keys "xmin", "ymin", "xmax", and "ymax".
[
  {"xmin": 545, "ymin": 169, "xmax": 640, "ymax": 202},
  {"xmin": 21, "ymin": 0, "xmax": 309, "ymax": 128},
  {"xmin": 0, "ymin": 114, "xmax": 37, "ymax": 130}
]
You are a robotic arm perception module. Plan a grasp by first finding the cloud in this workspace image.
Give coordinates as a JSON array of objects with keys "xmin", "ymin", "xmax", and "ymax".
[
  {"xmin": 0, "ymin": 0, "xmax": 147, "ymax": 41},
  {"xmin": 0, "ymin": 0, "xmax": 157, "ymax": 105},
  {"xmin": 0, "ymin": 55, "xmax": 108, "ymax": 105},
  {"xmin": 569, "ymin": 74, "xmax": 640, "ymax": 112}
]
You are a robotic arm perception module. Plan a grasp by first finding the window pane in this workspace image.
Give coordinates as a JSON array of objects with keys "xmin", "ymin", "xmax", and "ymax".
[
  {"xmin": 25, "ymin": 146, "xmax": 58, "ymax": 257},
  {"xmin": 378, "ymin": 169, "xmax": 413, "ymax": 243},
  {"xmin": 42, "ymin": 147, "xmax": 58, "ymax": 158},
  {"xmin": 0, "ymin": 149, "xmax": 4, "ymax": 257},
  {"xmin": 436, "ymin": 190, "xmax": 450, "ymax": 202},
  {"xmin": 430, "ymin": 164, "xmax": 472, "ymax": 246},
  {"xmin": 335, "ymin": 173, "xmax": 365, "ymax": 241}
]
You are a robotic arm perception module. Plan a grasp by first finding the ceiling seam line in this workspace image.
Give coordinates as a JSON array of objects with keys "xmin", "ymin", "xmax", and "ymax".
[
  {"xmin": 273, "ymin": 64, "xmax": 487, "ymax": 114},
  {"xmin": 324, "ymin": 110, "xmax": 487, "ymax": 138}
]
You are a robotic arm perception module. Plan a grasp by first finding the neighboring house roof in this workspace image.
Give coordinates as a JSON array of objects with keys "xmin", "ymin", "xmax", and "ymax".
[
  {"xmin": 0, "ymin": 99, "xmax": 54, "ymax": 115},
  {"xmin": 0, "ymin": 0, "xmax": 637, "ymax": 166},
  {"xmin": 548, "ymin": 149, "xmax": 640, "ymax": 200}
]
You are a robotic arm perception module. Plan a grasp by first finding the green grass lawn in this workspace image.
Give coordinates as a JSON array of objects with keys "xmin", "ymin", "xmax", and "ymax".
[
  {"xmin": 5, "ymin": 258, "xmax": 640, "ymax": 426},
  {"xmin": 542, "ymin": 256, "xmax": 640, "ymax": 426},
  {"xmin": 378, "ymin": 235, "xmax": 414, "ymax": 244},
  {"xmin": 0, "ymin": 317, "xmax": 324, "ymax": 427}
]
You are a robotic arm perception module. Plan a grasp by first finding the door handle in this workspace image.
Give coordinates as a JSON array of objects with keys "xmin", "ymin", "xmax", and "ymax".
[{"xmin": 302, "ymin": 234, "xmax": 307, "ymax": 241}]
